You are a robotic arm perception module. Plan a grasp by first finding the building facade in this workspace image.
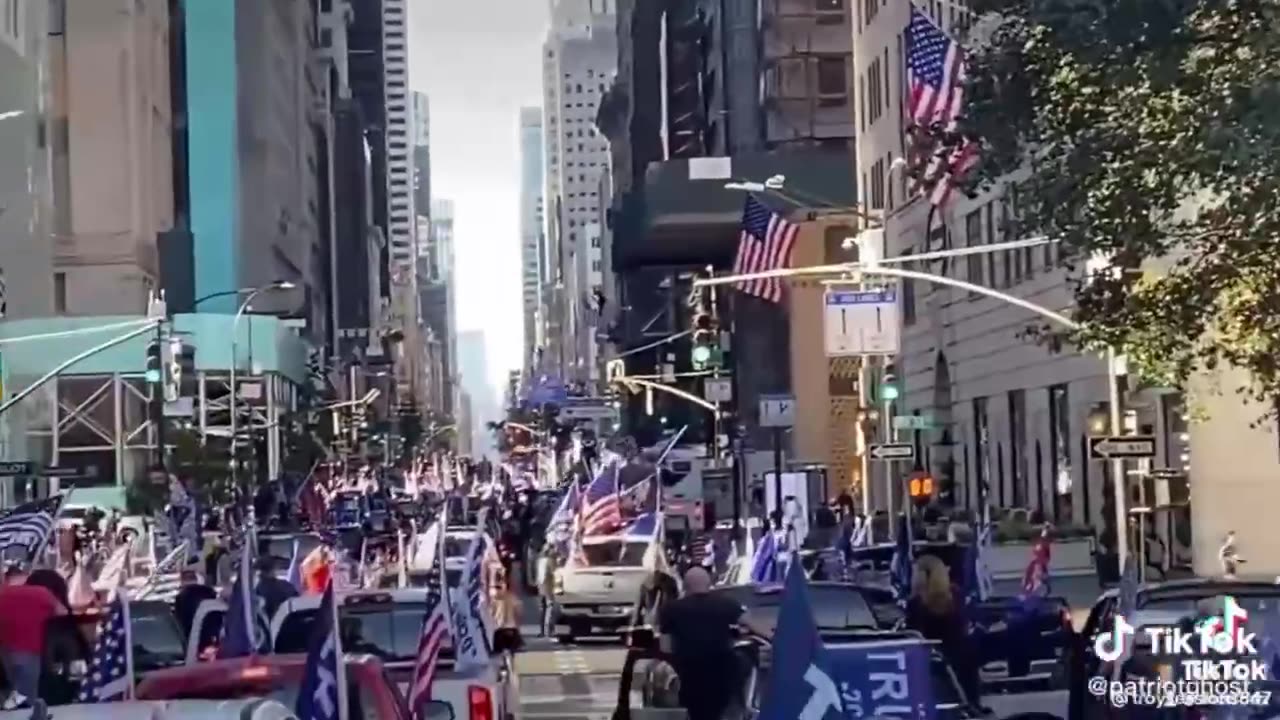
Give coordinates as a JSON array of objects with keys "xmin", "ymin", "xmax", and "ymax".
[
  {"xmin": 540, "ymin": 0, "xmax": 615, "ymax": 383},
  {"xmin": 519, "ymin": 106, "xmax": 544, "ymax": 370},
  {"xmin": 456, "ymin": 329, "xmax": 496, "ymax": 458},
  {"xmin": 382, "ymin": 0, "xmax": 414, "ymax": 275},
  {"xmin": 419, "ymin": 198, "xmax": 456, "ymax": 419}
]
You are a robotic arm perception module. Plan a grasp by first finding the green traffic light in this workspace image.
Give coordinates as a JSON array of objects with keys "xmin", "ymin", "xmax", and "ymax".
[
  {"xmin": 882, "ymin": 384, "xmax": 900, "ymax": 401},
  {"xmin": 692, "ymin": 345, "xmax": 712, "ymax": 364},
  {"xmin": 144, "ymin": 369, "xmax": 161, "ymax": 383}
]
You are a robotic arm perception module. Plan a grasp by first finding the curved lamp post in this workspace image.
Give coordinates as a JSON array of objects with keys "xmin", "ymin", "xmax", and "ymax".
[{"xmin": 228, "ymin": 280, "xmax": 295, "ymax": 505}]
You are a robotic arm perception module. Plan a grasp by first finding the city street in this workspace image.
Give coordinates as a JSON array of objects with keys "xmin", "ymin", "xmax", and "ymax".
[{"xmin": 514, "ymin": 595, "xmax": 632, "ymax": 719}]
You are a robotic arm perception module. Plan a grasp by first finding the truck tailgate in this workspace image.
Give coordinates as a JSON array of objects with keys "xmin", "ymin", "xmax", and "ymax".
[{"xmin": 561, "ymin": 567, "xmax": 648, "ymax": 602}]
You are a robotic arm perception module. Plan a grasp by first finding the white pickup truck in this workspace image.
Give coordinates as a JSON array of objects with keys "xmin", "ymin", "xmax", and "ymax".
[
  {"xmin": 553, "ymin": 536, "xmax": 652, "ymax": 641},
  {"xmin": 269, "ymin": 589, "xmax": 520, "ymax": 720}
]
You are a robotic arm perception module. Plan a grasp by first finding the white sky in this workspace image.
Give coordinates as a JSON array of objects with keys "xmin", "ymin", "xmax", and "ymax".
[{"xmin": 410, "ymin": 0, "xmax": 549, "ymax": 399}]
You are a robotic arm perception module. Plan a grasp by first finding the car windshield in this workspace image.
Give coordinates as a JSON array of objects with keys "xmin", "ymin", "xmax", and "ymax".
[
  {"xmin": 262, "ymin": 535, "xmax": 322, "ymax": 565},
  {"xmin": 581, "ymin": 541, "xmax": 649, "ymax": 567},
  {"xmin": 712, "ymin": 586, "xmax": 878, "ymax": 631},
  {"xmin": 130, "ymin": 602, "xmax": 186, "ymax": 670},
  {"xmin": 275, "ymin": 601, "xmax": 449, "ymax": 662}
]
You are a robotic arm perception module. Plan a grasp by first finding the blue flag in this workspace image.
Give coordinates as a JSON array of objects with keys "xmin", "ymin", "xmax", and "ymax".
[
  {"xmin": 751, "ymin": 530, "xmax": 781, "ymax": 584},
  {"xmin": 296, "ymin": 581, "xmax": 344, "ymax": 720},
  {"xmin": 219, "ymin": 534, "xmax": 271, "ymax": 657},
  {"xmin": 827, "ymin": 640, "xmax": 937, "ymax": 719},
  {"xmin": 758, "ymin": 556, "xmax": 843, "ymax": 720}
]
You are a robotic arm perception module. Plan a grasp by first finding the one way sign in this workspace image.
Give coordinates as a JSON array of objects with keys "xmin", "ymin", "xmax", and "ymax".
[
  {"xmin": 1088, "ymin": 435, "xmax": 1156, "ymax": 460},
  {"xmin": 869, "ymin": 443, "xmax": 915, "ymax": 461}
]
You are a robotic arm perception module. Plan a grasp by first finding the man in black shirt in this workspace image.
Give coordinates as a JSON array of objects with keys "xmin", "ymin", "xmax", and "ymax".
[{"xmin": 657, "ymin": 567, "xmax": 772, "ymax": 720}]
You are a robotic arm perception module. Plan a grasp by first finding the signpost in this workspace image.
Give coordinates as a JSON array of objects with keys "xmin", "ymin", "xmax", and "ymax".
[
  {"xmin": 558, "ymin": 397, "xmax": 618, "ymax": 423},
  {"xmin": 892, "ymin": 414, "xmax": 934, "ymax": 431},
  {"xmin": 1088, "ymin": 435, "xmax": 1156, "ymax": 460},
  {"xmin": 0, "ymin": 461, "xmax": 33, "ymax": 477},
  {"xmin": 823, "ymin": 289, "xmax": 900, "ymax": 357},
  {"xmin": 868, "ymin": 443, "xmax": 915, "ymax": 461},
  {"xmin": 703, "ymin": 377, "xmax": 732, "ymax": 404},
  {"xmin": 759, "ymin": 394, "xmax": 795, "ymax": 523}
]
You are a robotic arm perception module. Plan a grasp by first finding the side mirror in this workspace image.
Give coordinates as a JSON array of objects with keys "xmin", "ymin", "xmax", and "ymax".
[{"xmin": 492, "ymin": 628, "xmax": 524, "ymax": 654}]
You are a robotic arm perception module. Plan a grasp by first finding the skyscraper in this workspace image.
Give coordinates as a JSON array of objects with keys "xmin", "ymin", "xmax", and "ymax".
[
  {"xmin": 382, "ymin": 0, "xmax": 415, "ymax": 275},
  {"xmin": 541, "ymin": 0, "xmax": 616, "ymax": 382},
  {"xmin": 519, "ymin": 107, "xmax": 544, "ymax": 371},
  {"xmin": 456, "ymin": 330, "xmax": 496, "ymax": 458}
]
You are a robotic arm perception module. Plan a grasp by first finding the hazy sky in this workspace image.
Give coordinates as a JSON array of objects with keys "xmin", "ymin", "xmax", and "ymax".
[{"xmin": 409, "ymin": 0, "xmax": 548, "ymax": 401}]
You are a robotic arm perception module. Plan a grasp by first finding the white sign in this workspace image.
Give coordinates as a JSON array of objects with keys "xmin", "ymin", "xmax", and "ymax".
[
  {"xmin": 823, "ymin": 288, "xmax": 900, "ymax": 356},
  {"xmin": 559, "ymin": 405, "xmax": 617, "ymax": 422},
  {"xmin": 759, "ymin": 395, "xmax": 795, "ymax": 427},
  {"xmin": 704, "ymin": 377, "xmax": 732, "ymax": 403},
  {"xmin": 893, "ymin": 414, "xmax": 934, "ymax": 431}
]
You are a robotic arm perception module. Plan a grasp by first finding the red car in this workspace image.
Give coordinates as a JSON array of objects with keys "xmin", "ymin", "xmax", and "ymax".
[{"xmin": 135, "ymin": 654, "xmax": 421, "ymax": 720}]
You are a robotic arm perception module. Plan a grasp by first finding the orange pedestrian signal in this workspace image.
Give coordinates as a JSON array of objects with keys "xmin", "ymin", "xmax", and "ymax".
[{"xmin": 908, "ymin": 474, "xmax": 934, "ymax": 504}]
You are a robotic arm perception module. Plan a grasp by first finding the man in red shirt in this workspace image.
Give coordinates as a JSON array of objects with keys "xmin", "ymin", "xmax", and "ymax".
[{"xmin": 0, "ymin": 566, "xmax": 68, "ymax": 701}]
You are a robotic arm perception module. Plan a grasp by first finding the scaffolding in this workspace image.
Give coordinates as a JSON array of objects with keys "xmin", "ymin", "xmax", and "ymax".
[{"xmin": 758, "ymin": 0, "xmax": 855, "ymax": 144}]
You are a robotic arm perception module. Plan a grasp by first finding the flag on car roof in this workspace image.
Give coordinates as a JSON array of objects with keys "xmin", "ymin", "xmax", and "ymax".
[
  {"xmin": 0, "ymin": 494, "xmax": 64, "ymax": 565},
  {"xmin": 132, "ymin": 541, "xmax": 188, "ymax": 602},
  {"xmin": 750, "ymin": 529, "xmax": 781, "ymax": 585},
  {"xmin": 757, "ymin": 556, "xmax": 843, "ymax": 720},
  {"xmin": 410, "ymin": 566, "xmax": 451, "ymax": 710},
  {"xmin": 296, "ymin": 580, "xmax": 346, "ymax": 720},
  {"xmin": 731, "ymin": 196, "xmax": 799, "ymax": 304},
  {"xmin": 78, "ymin": 592, "xmax": 135, "ymax": 702},
  {"xmin": 580, "ymin": 461, "xmax": 622, "ymax": 537}
]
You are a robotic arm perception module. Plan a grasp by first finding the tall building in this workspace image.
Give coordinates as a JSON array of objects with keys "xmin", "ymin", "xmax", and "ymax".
[
  {"xmin": 0, "ymin": 0, "xmax": 53, "ymax": 321},
  {"xmin": 49, "ymin": 0, "xmax": 175, "ymax": 317},
  {"xmin": 413, "ymin": 91, "xmax": 431, "ymax": 258},
  {"xmin": 518, "ymin": 107, "xmax": 544, "ymax": 370},
  {"xmin": 457, "ymin": 330, "xmax": 496, "ymax": 458},
  {"xmin": 382, "ymin": 0, "xmax": 414, "ymax": 275},
  {"xmin": 541, "ymin": 0, "xmax": 616, "ymax": 383},
  {"xmin": 182, "ymin": 0, "xmax": 329, "ymax": 329},
  {"xmin": 419, "ymin": 198, "xmax": 456, "ymax": 419}
]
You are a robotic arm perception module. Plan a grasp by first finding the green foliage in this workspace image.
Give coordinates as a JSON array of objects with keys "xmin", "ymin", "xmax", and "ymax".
[{"xmin": 963, "ymin": 0, "xmax": 1280, "ymax": 407}]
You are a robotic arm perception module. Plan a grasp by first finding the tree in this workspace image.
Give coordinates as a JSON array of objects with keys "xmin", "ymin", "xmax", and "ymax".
[
  {"xmin": 167, "ymin": 428, "xmax": 236, "ymax": 508},
  {"xmin": 962, "ymin": 0, "xmax": 1280, "ymax": 408}
]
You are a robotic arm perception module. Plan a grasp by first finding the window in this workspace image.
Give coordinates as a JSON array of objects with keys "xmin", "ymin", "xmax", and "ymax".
[
  {"xmin": 869, "ymin": 159, "xmax": 884, "ymax": 210},
  {"xmin": 973, "ymin": 397, "xmax": 990, "ymax": 504},
  {"xmin": 591, "ymin": 235, "xmax": 601, "ymax": 248},
  {"xmin": 1008, "ymin": 389, "xmax": 1027, "ymax": 508},
  {"xmin": 1048, "ymin": 384, "xmax": 1072, "ymax": 520},
  {"xmin": 984, "ymin": 202, "xmax": 998, "ymax": 288},
  {"xmin": 901, "ymin": 250, "xmax": 916, "ymax": 325},
  {"xmin": 965, "ymin": 209, "xmax": 983, "ymax": 292},
  {"xmin": 53, "ymin": 272, "xmax": 66, "ymax": 314},
  {"xmin": 591, "ymin": 260, "xmax": 601, "ymax": 272},
  {"xmin": 883, "ymin": 47, "xmax": 891, "ymax": 115},
  {"xmin": 858, "ymin": 75, "xmax": 866, "ymax": 131},
  {"xmin": 816, "ymin": 57, "xmax": 847, "ymax": 99},
  {"xmin": 867, "ymin": 58, "xmax": 882, "ymax": 124}
]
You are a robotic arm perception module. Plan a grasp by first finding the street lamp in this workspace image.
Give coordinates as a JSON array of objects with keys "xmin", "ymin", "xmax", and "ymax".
[{"xmin": 228, "ymin": 280, "xmax": 296, "ymax": 505}]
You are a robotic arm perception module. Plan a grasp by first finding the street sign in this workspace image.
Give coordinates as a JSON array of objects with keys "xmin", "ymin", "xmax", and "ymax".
[
  {"xmin": 1088, "ymin": 435, "xmax": 1157, "ymax": 460},
  {"xmin": 823, "ymin": 288, "xmax": 900, "ymax": 357},
  {"xmin": 868, "ymin": 443, "xmax": 915, "ymax": 461},
  {"xmin": 704, "ymin": 377, "xmax": 732, "ymax": 404},
  {"xmin": 41, "ymin": 466, "xmax": 98, "ymax": 479},
  {"xmin": 893, "ymin": 414, "xmax": 934, "ymax": 431},
  {"xmin": 0, "ymin": 461, "xmax": 33, "ymax": 477},
  {"xmin": 558, "ymin": 398, "xmax": 618, "ymax": 422},
  {"xmin": 759, "ymin": 395, "xmax": 795, "ymax": 427}
]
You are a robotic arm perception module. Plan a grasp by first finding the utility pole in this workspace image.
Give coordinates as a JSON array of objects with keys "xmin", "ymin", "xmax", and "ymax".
[{"xmin": 153, "ymin": 321, "xmax": 167, "ymax": 469}]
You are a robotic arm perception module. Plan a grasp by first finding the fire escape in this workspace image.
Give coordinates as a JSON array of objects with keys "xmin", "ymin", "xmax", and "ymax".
[{"xmin": 665, "ymin": 6, "xmax": 708, "ymax": 159}]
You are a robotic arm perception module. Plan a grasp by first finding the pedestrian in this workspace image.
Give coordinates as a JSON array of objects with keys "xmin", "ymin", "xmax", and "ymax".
[
  {"xmin": 631, "ymin": 544, "xmax": 679, "ymax": 630},
  {"xmin": 657, "ymin": 567, "xmax": 773, "ymax": 720},
  {"xmin": 906, "ymin": 554, "xmax": 979, "ymax": 703},
  {"xmin": 0, "ymin": 565, "xmax": 68, "ymax": 702},
  {"xmin": 536, "ymin": 543, "xmax": 559, "ymax": 637}
]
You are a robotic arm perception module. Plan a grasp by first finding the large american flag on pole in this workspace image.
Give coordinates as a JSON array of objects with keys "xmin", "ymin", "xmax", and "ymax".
[
  {"xmin": 731, "ymin": 196, "xmax": 799, "ymax": 304},
  {"xmin": 580, "ymin": 463, "xmax": 622, "ymax": 538},
  {"xmin": 410, "ymin": 577, "xmax": 450, "ymax": 710},
  {"xmin": 906, "ymin": 7, "xmax": 978, "ymax": 207}
]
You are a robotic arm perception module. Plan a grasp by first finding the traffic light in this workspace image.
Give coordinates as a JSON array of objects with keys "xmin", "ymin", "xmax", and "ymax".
[
  {"xmin": 145, "ymin": 339, "xmax": 163, "ymax": 384},
  {"xmin": 880, "ymin": 363, "xmax": 900, "ymax": 401},
  {"xmin": 164, "ymin": 338, "xmax": 181, "ymax": 402},
  {"xmin": 908, "ymin": 472, "xmax": 935, "ymax": 507},
  {"xmin": 691, "ymin": 312, "xmax": 719, "ymax": 369}
]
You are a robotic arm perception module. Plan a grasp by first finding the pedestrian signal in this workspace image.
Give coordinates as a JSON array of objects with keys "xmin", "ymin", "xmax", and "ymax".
[{"xmin": 908, "ymin": 473, "xmax": 934, "ymax": 506}]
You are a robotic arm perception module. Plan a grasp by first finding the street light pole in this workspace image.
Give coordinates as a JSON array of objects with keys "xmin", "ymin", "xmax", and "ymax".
[{"xmin": 228, "ymin": 281, "xmax": 295, "ymax": 504}]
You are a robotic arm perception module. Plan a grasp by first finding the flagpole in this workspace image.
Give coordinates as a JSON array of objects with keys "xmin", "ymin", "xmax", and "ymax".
[
  {"xmin": 331, "ymin": 579, "xmax": 350, "ymax": 720},
  {"xmin": 122, "ymin": 592, "xmax": 136, "ymax": 700}
]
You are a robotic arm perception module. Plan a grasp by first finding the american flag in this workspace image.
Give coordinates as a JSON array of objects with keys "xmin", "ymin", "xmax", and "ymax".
[
  {"xmin": 580, "ymin": 463, "xmax": 622, "ymax": 537},
  {"xmin": 132, "ymin": 541, "xmax": 188, "ymax": 602},
  {"xmin": 731, "ymin": 196, "xmax": 799, "ymax": 304},
  {"xmin": 0, "ymin": 494, "xmax": 63, "ymax": 564},
  {"xmin": 906, "ymin": 7, "xmax": 979, "ymax": 207},
  {"xmin": 409, "ymin": 578, "xmax": 450, "ymax": 710},
  {"xmin": 78, "ymin": 593, "xmax": 134, "ymax": 702}
]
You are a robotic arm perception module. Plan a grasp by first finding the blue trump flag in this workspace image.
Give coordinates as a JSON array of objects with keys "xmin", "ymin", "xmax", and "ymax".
[
  {"xmin": 296, "ymin": 580, "xmax": 346, "ymax": 720},
  {"xmin": 826, "ymin": 639, "xmax": 937, "ymax": 720},
  {"xmin": 758, "ymin": 555, "xmax": 843, "ymax": 720}
]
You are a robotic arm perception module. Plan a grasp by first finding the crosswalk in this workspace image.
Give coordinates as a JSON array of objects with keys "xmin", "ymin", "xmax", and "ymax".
[{"xmin": 517, "ymin": 646, "xmax": 638, "ymax": 720}]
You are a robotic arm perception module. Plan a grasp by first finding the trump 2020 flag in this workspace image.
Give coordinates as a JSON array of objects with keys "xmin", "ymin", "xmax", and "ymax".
[
  {"xmin": 758, "ymin": 556, "xmax": 843, "ymax": 720},
  {"xmin": 297, "ymin": 580, "xmax": 348, "ymax": 720},
  {"xmin": 219, "ymin": 532, "xmax": 270, "ymax": 657}
]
